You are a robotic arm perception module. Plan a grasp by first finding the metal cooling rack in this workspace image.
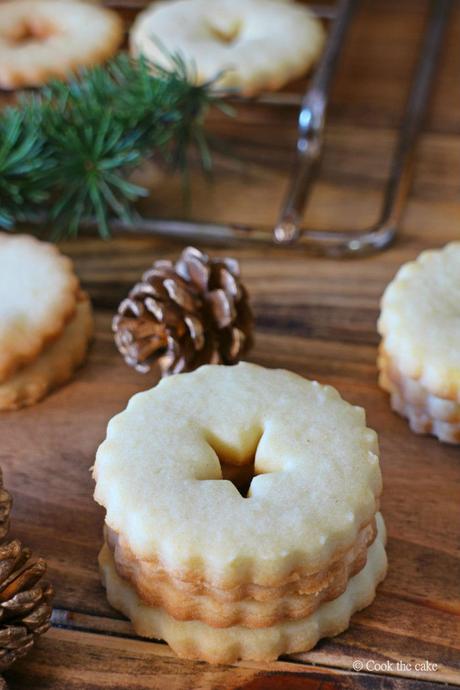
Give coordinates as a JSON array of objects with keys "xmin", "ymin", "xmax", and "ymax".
[{"xmin": 113, "ymin": 0, "xmax": 452, "ymax": 256}]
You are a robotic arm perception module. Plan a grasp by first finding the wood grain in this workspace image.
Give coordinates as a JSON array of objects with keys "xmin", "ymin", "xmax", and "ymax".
[
  {"xmin": 5, "ymin": 628, "xmax": 451, "ymax": 690},
  {"xmin": 1, "ymin": 0, "xmax": 460, "ymax": 688}
]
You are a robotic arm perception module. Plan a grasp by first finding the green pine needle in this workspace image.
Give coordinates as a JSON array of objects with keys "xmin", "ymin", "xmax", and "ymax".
[
  {"xmin": 0, "ymin": 109, "xmax": 48, "ymax": 229},
  {"xmin": 0, "ymin": 53, "xmax": 219, "ymax": 239}
]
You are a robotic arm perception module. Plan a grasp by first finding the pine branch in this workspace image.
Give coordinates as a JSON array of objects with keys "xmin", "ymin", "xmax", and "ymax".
[
  {"xmin": 0, "ymin": 54, "xmax": 218, "ymax": 239},
  {"xmin": 0, "ymin": 110, "xmax": 48, "ymax": 229}
]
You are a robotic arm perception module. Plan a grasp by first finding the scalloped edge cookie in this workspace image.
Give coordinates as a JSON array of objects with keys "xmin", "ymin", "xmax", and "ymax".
[
  {"xmin": 378, "ymin": 242, "xmax": 460, "ymax": 401},
  {"xmin": 379, "ymin": 348, "xmax": 460, "ymax": 423},
  {"xmin": 0, "ymin": 0, "xmax": 123, "ymax": 89},
  {"xmin": 106, "ymin": 518, "xmax": 376, "ymax": 628},
  {"xmin": 0, "ymin": 292, "xmax": 93, "ymax": 411},
  {"xmin": 130, "ymin": 0, "xmax": 325, "ymax": 96},
  {"xmin": 99, "ymin": 513, "xmax": 387, "ymax": 664},
  {"xmin": 107, "ymin": 518, "xmax": 377, "ymax": 604},
  {"xmin": 94, "ymin": 363, "xmax": 382, "ymax": 589},
  {"xmin": 0, "ymin": 234, "xmax": 80, "ymax": 382},
  {"xmin": 379, "ymin": 348, "xmax": 460, "ymax": 444}
]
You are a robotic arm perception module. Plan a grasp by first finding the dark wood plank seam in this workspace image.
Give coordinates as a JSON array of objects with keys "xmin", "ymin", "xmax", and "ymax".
[
  {"xmin": 43, "ymin": 618, "xmax": 460, "ymax": 688},
  {"xmin": 49, "ymin": 608, "xmax": 459, "ymax": 683},
  {"xmin": 275, "ymin": 662, "xmax": 460, "ymax": 689},
  {"xmin": 377, "ymin": 590, "xmax": 460, "ymax": 618},
  {"xmin": 51, "ymin": 618, "xmax": 154, "ymax": 644}
]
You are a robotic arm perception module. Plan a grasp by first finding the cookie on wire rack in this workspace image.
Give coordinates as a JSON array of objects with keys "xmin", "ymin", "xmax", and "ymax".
[
  {"xmin": 130, "ymin": 0, "xmax": 325, "ymax": 96},
  {"xmin": 0, "ymin": 0, "xmax": 123, "ymax": 89}
]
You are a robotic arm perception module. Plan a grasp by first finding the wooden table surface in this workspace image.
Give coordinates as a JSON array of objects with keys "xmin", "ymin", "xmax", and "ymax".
[{"xmin": 1, "ymin": 1, "xmax": 460, "ymax": 688}]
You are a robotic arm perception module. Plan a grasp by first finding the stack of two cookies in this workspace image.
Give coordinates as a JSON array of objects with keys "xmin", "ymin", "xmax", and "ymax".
[
  {"xmin": 94, "ymin": 363, "xmax": 387, "ymax": 663},
  {"xmin": 378, "ymin": 243, "xmax": 460, "ymax": 444},
  {"xmin": 0, "ymin": 234, "xmax": 93, "ymax": 411}
]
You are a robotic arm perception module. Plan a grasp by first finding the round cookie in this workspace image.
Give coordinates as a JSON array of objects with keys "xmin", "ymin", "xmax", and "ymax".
[
  {"xmin": 378, "ymin": 243, "xmax": 460, "ymax": 400},
  {"xmin": 0, "ymin": 293, "xmax": 93, "ymax": 411},
  {"xmin": 378, "ymin": 243, "xmax": 460, "ymax": 442},
  {"xmin": 107, "ymin": 518, "xmax": 376, "ymax": 604},
  {"xmin": 379, "ymin": 348, "xmax": 460, "ymax": 423},
  {"xmin": 94, "ymin": 362, "xmax": 382, "ymax": 589},
  {"xmin": 378, "ymin": 349, "xmax": 460, "ymax": 444},
  {"xmin": 0, "ymin": 0, "xmax": 123, "ymax": 89},
  {"xmin": 0, "ymin": 233, "xmax": 79, "ymax": 382},
  {"xmin": 100, "ymin": 514, "xmax": 387, "ymax": 664},
  {"xmin": 106, "ymin": 518, "xmax": 376, "ymax": 628},
  {"xmin": 386, "ymin": 388, "xmax": 460, "ymax": 444},
  {"xmin": 130, "ymin": 0, "xmax": 325, "ymax": 96}
]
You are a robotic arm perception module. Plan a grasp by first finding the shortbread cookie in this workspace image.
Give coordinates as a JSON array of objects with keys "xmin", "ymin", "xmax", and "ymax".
[
  {"xmin": 0, "ymin": 233, "xmax": 79, "ymax": 382},
  {"xmin": 107, "ymin": 519, "xmax": 375, "ymax": 628},
  {"xmin": 386, "ymin": 387, "xmax": 460, "ymax": 444},
  {"xmin": 100, "ymin": 513, "xmax": 387, "ymax": 664},
  {"xmin": 94, "ymin": 362, "xmax": 382, "ymax": 589},
  {"xmin": 130, "ymin": 0, "xmax": 325, "ymax": 96},
  {"xmin": 107, "ymin": 518, "xmax": 376, "ymax": 605},
  {"xmin": 379, "ymin": 348, "xmax": 460, "ymax": 423},
  {"xmin": 0, "ymin": 0, "xmax": 123, "ymax": 89},
  {"xmin": 0, "ymin": 293, "xmax": 93, "ymax": 411},
  {"xmin": 379, "ymin": 350, "xmax": 460, "ymax": 444},
  {"xmin": 378, "ymin": 243, "xmax": 460, "ymax": 442},
  {"xmin": 108, "ymin": 515, "xmax": 375, "ymax": 595},
  {"xmin": 378, "ymin": 243, "xmax": 460, "ymax": 400}
]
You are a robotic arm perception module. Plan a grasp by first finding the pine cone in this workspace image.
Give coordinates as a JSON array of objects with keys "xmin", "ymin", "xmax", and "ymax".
[
  {"xmin": 113, "ymin": 246, "xmax": 254, "ymax": 376},
  {"xmin": 0, "ymin": 482, "xmax": 11, "ymax": 543},
  {"xmin": 0, "ymin": 471, "xmax": 53, "ymax": 672}
]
